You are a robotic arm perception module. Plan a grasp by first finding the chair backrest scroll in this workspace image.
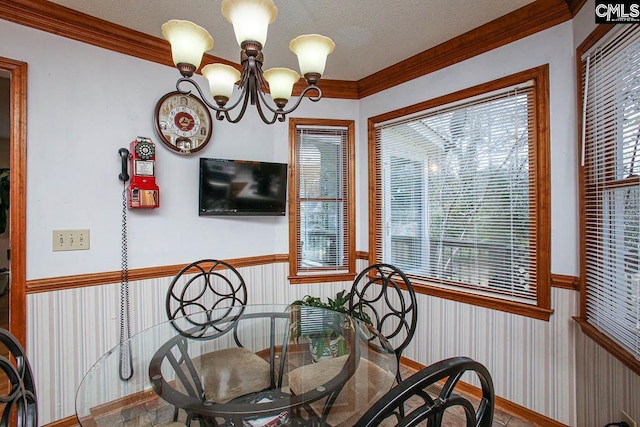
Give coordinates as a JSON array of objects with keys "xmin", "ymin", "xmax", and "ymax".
[{"xmin": 0, "ymin": 328, "xmax": 37, "ymax": 427}]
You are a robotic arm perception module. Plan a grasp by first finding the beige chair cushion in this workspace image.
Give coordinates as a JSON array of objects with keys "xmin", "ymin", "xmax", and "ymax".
[
  {"xmin": 288, "ymin": 355, "xmax": 395, "ymax": 426},
  {"xmin": 177, "ymin": 347, "xmax": 272, "ymax": 403}
]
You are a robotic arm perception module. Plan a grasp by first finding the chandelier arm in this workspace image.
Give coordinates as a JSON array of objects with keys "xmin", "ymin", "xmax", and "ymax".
[
  {"xmin": 254, "ymin": 89, "xmax": 285, "ymax": 116},
  {"xmin": 302, "ymin": 84, "xmax": 323, "ymax": 103},
  {"xmin": 172, "ymin": 70, "xmax": 323, "ymax": 125},
  {"xmin": 176, "ymin": 77, "xmax": 247, "ymax": 114},
  {"xmin": 273, "ymin": 85, "xmax": 325, "ymax": 119},
  {"xmin": 251, "ymin": 84, "xmax": 321, "ymax": 119},
  {"xmin": 216, "ymin": 110, "xmax": 229, "ymax": 121},
  {"xmin": 218, "ymin": 85, "xmax": 253, "ymax": 124},
  {"xmin": 282, "ymin": 85, "xmax": 323, "ymax": 112},
  {"xmin": 248, "ymin": 66, "xmax": 281, "ymax": 123},
  {"xmin": 253, "ymin": 95, "xmax": 282, "ymax": 124}
]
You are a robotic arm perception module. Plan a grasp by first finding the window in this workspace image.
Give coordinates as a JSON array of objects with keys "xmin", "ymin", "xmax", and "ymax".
[
  {"xmin": 289, "ymin": 118, "xmax": 355, "ymax": 283},
  {"xmin": 369, "ymin": 66, "xmax": 551, "ymax": 319},
  {"xmin": 579, "ymin": 25, "xmax": 640, "ymax": 372}
]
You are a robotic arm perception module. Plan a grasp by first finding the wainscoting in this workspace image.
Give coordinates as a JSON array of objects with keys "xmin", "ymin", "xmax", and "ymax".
[
  {"xmin": 576, "ymin": 330, "xmax": 640, "ymax": 426},
  {"xmin": 28, "ymin": 260, "xmax": 583, "ymax": 425}
]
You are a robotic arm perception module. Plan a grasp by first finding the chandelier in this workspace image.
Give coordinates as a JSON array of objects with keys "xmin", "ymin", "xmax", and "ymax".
[{"xmin": 162, "ymin": 0, "xmax": 335, "ymax": 125}]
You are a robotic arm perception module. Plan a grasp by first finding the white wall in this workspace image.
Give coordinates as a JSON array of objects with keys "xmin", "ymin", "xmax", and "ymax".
[
  {"xmin": 353, "ymin": 5, "xmax": 640, "ymax": 425},
  {"xmin": 356, "ymin": 21, "xmax": 581, "ymax": 426},
  {"xmin": 358, "ymin": 21, "xmax": 579, "ymax": 277},
  {"xmin": 573, "ymin": 0, "xmax": 598, "ymax": 49},
  {"xmin": 571, "ymin": 2, "xmax": 640, "ymax": 425},
  {"xmin": 0, "ymin": 20, "xmax": 357, "ymax": 280},
  {"xmin": 6, "ymin": 6, "xmax": 639, "ymax": 426}
]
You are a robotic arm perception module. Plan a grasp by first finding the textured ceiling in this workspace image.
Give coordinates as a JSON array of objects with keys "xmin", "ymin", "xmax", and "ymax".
[{"xmin": 46, "ymin": 0, "xmax": 535, "ymax": 81}]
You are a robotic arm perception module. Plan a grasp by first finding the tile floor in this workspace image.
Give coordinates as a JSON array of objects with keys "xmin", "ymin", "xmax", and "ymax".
[{"xmin": 397, "ymin": 365, "xmax": 536, "ymax": 427}]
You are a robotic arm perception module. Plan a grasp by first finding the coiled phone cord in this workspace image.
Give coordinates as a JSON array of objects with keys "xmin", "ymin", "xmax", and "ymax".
[{"xmin": 119, "ymin": 178, "xmax": 133, "ymax": 381}]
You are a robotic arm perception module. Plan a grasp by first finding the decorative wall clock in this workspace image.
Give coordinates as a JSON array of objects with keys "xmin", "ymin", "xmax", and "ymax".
[{"xmin": 154, "ymin": 91, "xmax": 213, "ymax": 154}]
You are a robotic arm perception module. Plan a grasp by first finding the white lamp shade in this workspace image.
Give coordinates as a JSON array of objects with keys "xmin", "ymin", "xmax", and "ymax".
[
  {"xmin": 162, "ymin": 20, "xmax": 214, "ymax": 69},
  {"xmin": 264, "ymin": 68, "xmax": 300, "ymax": 101},
  {"xmin": 221, "ymin": 0, "xmax": 277, "ymax": 47},
  {"xmin": 202, "ymin": 64, "xmax": 242, "ymax": 99},
  {"xmin": 289, "ymin": 34, "xmax": 335, "ymax": 77}
]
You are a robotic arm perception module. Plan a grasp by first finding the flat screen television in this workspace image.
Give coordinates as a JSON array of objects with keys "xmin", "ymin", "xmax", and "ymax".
[{"xmin": 199, "ymin": 158, "xmax": 288, "ymax": 216}]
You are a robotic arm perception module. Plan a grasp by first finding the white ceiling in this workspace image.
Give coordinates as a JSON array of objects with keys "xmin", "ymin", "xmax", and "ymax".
[{"xmin": 46, "ymin": 0, "xmax": 535, "ymax": 81}]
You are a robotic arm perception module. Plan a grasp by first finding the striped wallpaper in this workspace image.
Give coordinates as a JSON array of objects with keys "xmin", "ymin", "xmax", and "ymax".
[
  {"xmin": 26, "ymin": 260, "xmax": 636, "ymax": 426},
  {"xmin": 576, "ymin": 330, "xmax": 640, "ymax": 426}
]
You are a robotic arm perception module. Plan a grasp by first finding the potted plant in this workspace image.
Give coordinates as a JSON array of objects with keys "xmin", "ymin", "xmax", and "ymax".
[{"xmin": 290, "ymin": 290, "xmax": 371, "ymax": 361}]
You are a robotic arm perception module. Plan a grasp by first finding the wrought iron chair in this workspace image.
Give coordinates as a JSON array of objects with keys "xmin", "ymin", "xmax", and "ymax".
[
  {"xmin": 288, "ymin": 263, "xmax": 418, "ymax": 426},
  {"xmin": 166, "ymin": 259, "xmax": 248, "ymax": 335},
  {"xmin": 353, "ymin": 357, "xmax": 495, "ymax": 427},
  {"xmin": 348, "ymin": 263, "xmax": 418, "ymax": 384},
  {"xmin": 151, "ymin": 310, "xmax": 293, "ymax": 427},
  {"xmin": 165, "ymin": 259, "xmax": 271, "ymax": 425},
  {"xmin": 0, "ymin": 328, "xmax": 37, "ymax": 427}
]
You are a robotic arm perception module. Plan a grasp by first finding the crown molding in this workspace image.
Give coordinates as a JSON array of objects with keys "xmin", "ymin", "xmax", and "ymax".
[
  {"xmin": 2, "ymin": 0, "xmax": 574, "ymax": 101},
  {"xmin": 356, "ymin": 0, "xmax": 573, "ymax": 98},
  {"xmin": 0, "ymin": 0, "xmax": 353, "ymax": 99},
  {"xmin": 0, "ymin": 0, "xmax": 172, "ymax": 67},
  {"xmin": 563, "ymin": 0, "xmax": 588, "ymax": 16}
]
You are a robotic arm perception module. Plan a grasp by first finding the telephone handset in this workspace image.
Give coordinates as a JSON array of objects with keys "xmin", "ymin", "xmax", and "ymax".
[
  {"xmin": 119, "ymin": 148, "xmax": 130, "ymax": 182},
  {"xmin": 118, "ymin": 137, "xmax": 160, "ymax": 209}
]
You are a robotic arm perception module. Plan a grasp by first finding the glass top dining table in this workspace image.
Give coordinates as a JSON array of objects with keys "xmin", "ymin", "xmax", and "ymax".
[{"xmin": 75, "ymin": 304, "xmax": 398, "ymax": 427}]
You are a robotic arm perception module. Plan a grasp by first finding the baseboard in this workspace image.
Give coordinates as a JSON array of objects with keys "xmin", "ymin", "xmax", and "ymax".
[{"xmin": 43, "ymin": 415, "xmax": 78, "ymax": 427}]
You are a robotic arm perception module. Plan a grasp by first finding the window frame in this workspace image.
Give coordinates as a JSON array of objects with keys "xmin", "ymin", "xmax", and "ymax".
[
  {"xmin": 368, "ymin": 65, "xmax": 552, "ymax": 320},
  {"xmin": 288, "ymin": 118, "xmax": 356, "ymax": 283},
  {"xmin": 575, "ymin": 24, "xmax": 640, "ymax": 376}
]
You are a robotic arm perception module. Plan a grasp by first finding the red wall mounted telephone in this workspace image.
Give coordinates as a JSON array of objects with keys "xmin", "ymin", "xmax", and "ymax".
[{"xmin": 119, "ymin": 137, "xmax": 160, "ymax": 209}]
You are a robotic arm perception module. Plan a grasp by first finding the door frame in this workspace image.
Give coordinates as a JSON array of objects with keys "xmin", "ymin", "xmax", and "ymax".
[{"xmin": 0, "ymin": 57, "xmax": 27, "ymax": 346}]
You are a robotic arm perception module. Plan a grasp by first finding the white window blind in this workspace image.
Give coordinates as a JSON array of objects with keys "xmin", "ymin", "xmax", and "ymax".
[
  {"xmin": 374, "ymin": 83, "xmax": 537, "ymax": 302},
  {"xmin": 582, "ymin": 25, "xmax": 640, "ymax": 360},
  {"xmin": 295, "ymin": 126, "xmax": 349, "ymax": 272}
]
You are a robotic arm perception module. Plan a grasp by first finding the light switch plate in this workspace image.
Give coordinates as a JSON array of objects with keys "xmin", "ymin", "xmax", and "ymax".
[{"xmin": 52, "ymin": 229, "xmax": 90, "ymax": 251}]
